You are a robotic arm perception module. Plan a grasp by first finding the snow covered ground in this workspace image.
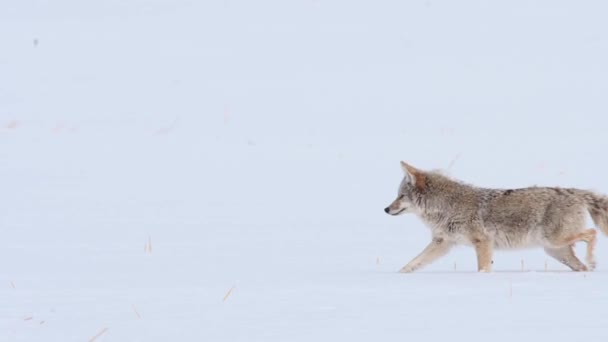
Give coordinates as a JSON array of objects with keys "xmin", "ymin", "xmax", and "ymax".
[{"xmin": 2, "ymin": 0, "xmax": 608, "ymax": 341}]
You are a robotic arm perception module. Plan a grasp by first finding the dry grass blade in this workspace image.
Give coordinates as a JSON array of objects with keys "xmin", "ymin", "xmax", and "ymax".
[
  {"xmin": 223, "ymin": 286, "xmax": 235, "ymax": 302},
  {"xmin": 89, "ymin": 328, "xmax": 109, "ymax": 342},
  {"xmin": 447, "ymin": 153, "xmax": 461, "ymax": 170},
  {"xmin": 132, "ymin": 304, "xmax": 141, "ymax": 319}
]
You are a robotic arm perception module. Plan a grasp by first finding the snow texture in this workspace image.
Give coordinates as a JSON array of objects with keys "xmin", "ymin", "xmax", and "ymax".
[{"xmin": 2, "ymin": 0, "xmax": 608, "ymax": 341}]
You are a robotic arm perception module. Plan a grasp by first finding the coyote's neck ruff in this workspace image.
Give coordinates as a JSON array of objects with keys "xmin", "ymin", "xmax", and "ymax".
[{"xmin": 385, "ymin": 161, "xmax": 608, "ymax": 273}]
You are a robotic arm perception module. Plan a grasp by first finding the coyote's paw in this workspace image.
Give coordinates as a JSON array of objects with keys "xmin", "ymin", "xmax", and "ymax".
[{"xmin": 399, "ymin": 266, "xmax": 415, "ymax": 273}]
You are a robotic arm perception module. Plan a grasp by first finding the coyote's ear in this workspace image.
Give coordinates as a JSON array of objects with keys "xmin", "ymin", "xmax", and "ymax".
[
  {"xmin": 400, "ymin": 161, "xmax": 426, "ymax": 191},
  {"xmin": 400, "ymin": 161, "xmax": 417, "ymax": 180}
]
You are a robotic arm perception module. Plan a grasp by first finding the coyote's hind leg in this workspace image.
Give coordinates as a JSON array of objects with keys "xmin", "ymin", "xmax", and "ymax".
[{"xmin": 544, "ymin": 245, "xmax": 587, "ymax": 272}]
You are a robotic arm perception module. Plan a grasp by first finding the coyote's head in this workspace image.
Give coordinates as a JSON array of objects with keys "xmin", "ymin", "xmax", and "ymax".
[{"xmin": 384, "ymin": 161, "xmax": 426, "ymax": 216}]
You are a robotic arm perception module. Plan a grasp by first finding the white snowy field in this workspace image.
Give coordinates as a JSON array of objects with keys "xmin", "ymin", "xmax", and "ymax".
[{"xmin": 2, "ymin": 0, "xmax": 608, "ymax": 341}]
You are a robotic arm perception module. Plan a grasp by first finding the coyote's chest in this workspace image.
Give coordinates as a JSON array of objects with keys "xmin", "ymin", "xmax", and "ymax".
[{"xmin": 424, "ymin": 218, "xmax": 475, "ymax": 245}]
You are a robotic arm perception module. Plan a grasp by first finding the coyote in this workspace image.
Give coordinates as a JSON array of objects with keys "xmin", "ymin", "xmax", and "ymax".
[{"xmin": 384, "ymin": 161, "xmax": 608, "ymax": 273}]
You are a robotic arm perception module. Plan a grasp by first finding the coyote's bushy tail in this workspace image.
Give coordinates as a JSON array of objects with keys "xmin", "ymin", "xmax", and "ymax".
[{"xmin": 578, "ymin": 190, "xmax": 608, "ymax": 236}]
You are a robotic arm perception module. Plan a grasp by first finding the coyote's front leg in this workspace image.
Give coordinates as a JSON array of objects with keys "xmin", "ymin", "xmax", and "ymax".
[
  {"xmin": 473, "ymin": 238, "xmax": 493, "ymax": 272},
  {"xmin": 400, "ymin": 237, "xmax": 452, "ymax": 273}
]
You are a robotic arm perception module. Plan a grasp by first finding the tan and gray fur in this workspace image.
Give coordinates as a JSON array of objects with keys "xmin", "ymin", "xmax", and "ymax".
[{"xmin": 384, "ymin": 161, "xmax": 608, "ymax": 273}]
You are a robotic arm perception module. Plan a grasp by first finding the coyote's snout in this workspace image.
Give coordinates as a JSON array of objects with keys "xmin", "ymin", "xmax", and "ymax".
[
  {"xmin": 386, "ymin": 161, "xmax": 608, "ymax": 273},
  {"xmin": 384, "ymin": 197, "xmax": 410, "ymax": 216}
]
